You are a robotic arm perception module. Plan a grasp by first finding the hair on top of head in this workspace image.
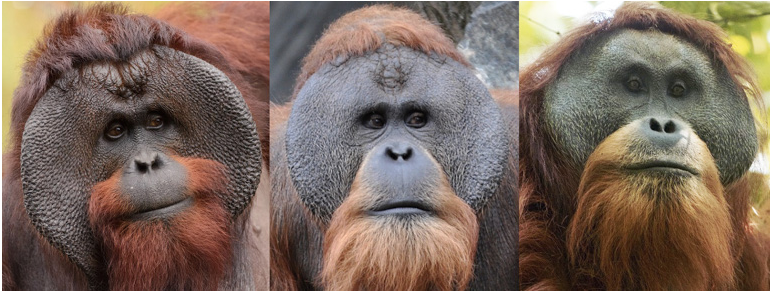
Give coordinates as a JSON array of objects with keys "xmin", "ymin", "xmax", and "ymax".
[
  {"xmin": 292, "ymin": 5, "xmax": 470, "ymax": 99},
  {"xmin": 521, "ymin": 2, "xmax": 760, "ymax": 107},
  {"xmin": 11, "ymin": 2, "xmax": 271, "ymax": 165},
  {"xmin": 13, "ymin": 4, "xmax": 220, "ymax": 136},
  {"xmin": 519, "ymin": 1, "xmax": 765, "ymax": 207}
]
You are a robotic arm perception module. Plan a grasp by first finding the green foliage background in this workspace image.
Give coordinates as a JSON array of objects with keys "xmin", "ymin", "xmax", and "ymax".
[
  {"xmin": 520, "ymin": 1, "xmax": 771, "ymax": 231},
  {"xmin": 521, "ymin": 2, "xmax": 770, "ymax": 90},
  {"xmin": 2, "ymin": 1, "xmax": 166, "ymax": 151}
]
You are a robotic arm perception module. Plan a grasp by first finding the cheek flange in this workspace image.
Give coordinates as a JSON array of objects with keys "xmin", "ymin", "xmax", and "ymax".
[
  {"xmin": 286, "ymin": 48, "xmax": 509, "ymax": 222},
  {"xmin": 19, "ymin": 46, "xmax": 262, "ymax": 285}
]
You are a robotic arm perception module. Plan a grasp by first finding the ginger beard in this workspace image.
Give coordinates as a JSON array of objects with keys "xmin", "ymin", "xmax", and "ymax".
[
  {"xmin": 566, "ymin": 122, "xmax": 734, "ymax": 290},
  {"xmin": 321, "ymin": 152, "xmax": 479, "ymax": 290},
  {"xmin": 88, "ymin": 157, "xmax": 233, "ymax": 290}
]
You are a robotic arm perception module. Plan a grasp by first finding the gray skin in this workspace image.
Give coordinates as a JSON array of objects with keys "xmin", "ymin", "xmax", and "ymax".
[
  {"xmin": 361, "ymin": 143, "xmax": 443, "ymax": 217},
  {"xmin": 19, "ymin": 46, "xmax": 261, "ymax": 289},
  {"xmin": 543, "ymin": 29, "xmax": 757, "ymax": 185},
  {"xmin": 287, "ymin": 44, "xmax": 508, "ymax": 222},
  {"xmin": 283, "ymin": 44, "xmax": 516, "ymax": 290},
  {"xmin": 622, "ymin": 116, "xmax": 706, "ymax": 179}
]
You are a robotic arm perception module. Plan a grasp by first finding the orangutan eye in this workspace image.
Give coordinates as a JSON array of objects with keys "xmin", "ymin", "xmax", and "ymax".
[
  {"xmin": 365, "ymin": 113, "xmax": 386, "ymax": 129},
  {"xmin": 626, "ymin": 77, "xmax": 643, "ymax": 92},
  {"xmin": 105, "ymin": 123, "xmax": 126, "ymax": 140},
  {"xmin": 406, "ymin": 112, "xmax": 427, "ymax": 128},
  {"xmin": 147, "ymin": 113, "xmax": 164, "ymax": 130},
  {"xmin": 670, "ymin": 83, "xmax": 686, "ymax": 97}
]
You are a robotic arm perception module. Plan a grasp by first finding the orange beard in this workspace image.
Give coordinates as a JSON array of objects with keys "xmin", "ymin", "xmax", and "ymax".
[
  {"xmin": 88, "ymin": 157, "xmax": 232, "ymax": 290},
  {"xmin": 567, "ymin": 125, "xmax": 734, "ymax": 290},
  {"xmin": 321, "ymin": 167, "xmax": 478, "ymax": 290}
]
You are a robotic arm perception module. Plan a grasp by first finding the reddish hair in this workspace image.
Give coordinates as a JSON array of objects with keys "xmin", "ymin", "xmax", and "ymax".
[
  {"xmin": 268, "ymin": 102, "xmax": 310, "ymax": 291},
  {"xmin": 3, "ymin": 3, "xmax": 269, "ymax": 290},
  {"xmin": 9, "ymin": 2, "xmax": 270, "ymax": 166},
  {"xmin": 270, "ymin": 6, "xmax": 478, "ymax": 290},
  {"xmin": 520, "ymin": 1, "xmax": 764, "ymax": 219},
  {"xmin": 89, "ymin": 157, "xmax": 232, "ymax": 290},
  {"xmin": 321, "ymin": 155, "xmax": 477, "ymax": 290},
  {"xmin": 292, "ymin": 5, "xmax": 469, "ymax": 99},
  {"xmin": 567, "ymin": 123, "xmax": 733, "ymax": 290},
  {"xmin": 156, "ymin": 2, "xmax": 270, "ymax": 165},
  {"xmin": 519, "ymin": 2, "xmax": 769, "ymax": 290}
]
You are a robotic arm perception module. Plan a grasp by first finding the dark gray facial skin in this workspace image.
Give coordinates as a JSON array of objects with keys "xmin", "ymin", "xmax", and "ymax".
[
  {"xmin": 20, "ymin": 46, "xmax": 261, "ymax": 283},
  {"xmin": 543, "ymin": 29, "xmax": 757, "ymax": 186},
  {"xmin": 286, "ymin": 44, "xmax": 509, "ymax": 222},
  {"xmin": 121, "ymin": 150, "xmax": 191, "ymax": 220}
]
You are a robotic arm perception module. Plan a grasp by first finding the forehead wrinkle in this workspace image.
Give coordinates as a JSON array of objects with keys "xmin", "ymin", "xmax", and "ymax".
[
  {"xmin": 603, "ymin": 32, "xmax": 666, "ymax": 67},
  {"xmin": 80, "ymin": 50, "xmax": 155, "ymax": 100},
  {"xmin": 371, "ymin": 45, "xmax": 419, "ymax": 94},
  {"xmin": 319, "ymin": 46, "xmax": 449, "ymax": 108},
  {"xmin": 602, "ymin": 30, "xmax": 712, "ymax": 79}
]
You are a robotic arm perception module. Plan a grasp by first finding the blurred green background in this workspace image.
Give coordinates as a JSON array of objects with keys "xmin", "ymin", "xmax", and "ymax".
[
  {"xmin": 521, "ymin": 1, "xmax": 770, "ymax": 231},
  {"xmin": 2, "ymin": 1, "xmax": 167, "ymax": 151}
]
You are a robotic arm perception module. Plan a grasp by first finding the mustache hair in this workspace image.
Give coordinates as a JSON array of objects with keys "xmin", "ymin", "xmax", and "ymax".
[
  {"xmin": 88, "ymin": 157, "xmax": 233, "ymax": 290},
  {"xmin": 567, "ymin": 125, "xmax": 734, "ymax": 290},
  {"xmin": 321, "ymin": 161, "xmax": 478, "ymax": 290}
]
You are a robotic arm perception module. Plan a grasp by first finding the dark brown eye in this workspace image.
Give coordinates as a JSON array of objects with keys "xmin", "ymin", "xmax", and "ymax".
[
  {"xmin": 105, "ymin": 123, "xmax": 126, "ymax": 140},
  {"xmin": 406, "ymin": 112, "xmax": 427, "ymax": 128},
  {"xmin": 365, "ymin": 113, "xmax": 386, "ymax": 129},
  {"xmin": 147, "ymin": 114, "xmax": 164, "ymax": 129},
  {"xmin": 626, "ymin": 77, "xmax": 642, "ymax": 92},
  {"xmin": 670, "ymin": 83, "xmax": 685, "ymax": 97}
]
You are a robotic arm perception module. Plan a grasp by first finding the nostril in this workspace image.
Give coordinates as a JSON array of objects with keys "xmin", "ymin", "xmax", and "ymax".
[
  {"xmin": 642, "ymin": 118, "xmax": 687, "ymax": 148},
  {"xmin": 385, "ymin": 146, "xmax": 412, "ymax": 161},
  {"xmin": 134, "ymin": 152, "xmax": 161, "ymax": 173},
  {"xmin": 135, "ymin": 160, "xmax": 149, "ymax": 173},
  {"xmin": 386, "ymin": 147, "xmax": 399, "ymax": 161},
  {"xmin": 150, "ymin": 154, "xmax": 163, "ymax": 170},
  {"xmin": 649, "ymin": 118, "xmax": 663, "ymax": 132},
  {"xmin": 402, "ymin": 148, "xmax": 413, "ymax": 160},
  {"xmin": 664, "ymin": 121, "xmax": 676, "ymax": 133}
]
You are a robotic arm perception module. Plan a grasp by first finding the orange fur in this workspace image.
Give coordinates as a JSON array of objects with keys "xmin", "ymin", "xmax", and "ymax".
[
  {"xmin": 270, "ymin": 5, "xmax": 519, "ymax": 290},
  {"xmin": 489, "ymin": 89, "xmax": 518, "ymax": 108},
  {"xmin": 567, "ymin": 123, "xmax": 733, "ymax": 290},
  {"xmin": 4, "ymin": 2, "xmax": 269, "ymax": 290},
  {"xmin": 268, "ymin": 102, "xmax": 314, "ymax": 291},
  {"xmin": 292, "ymin": 5, "xmax": 468, "ymax": 99},
  {"xmin": 321, "ymin": 153, "xmax": 478, "ymax": 290},
  {"xmin": 518, "ymin": 2, "xmax": 770, "ymax": 290},
  {"xmin": 270, "ymin": 6, "xmax": 479, "ymax": 290},
  {"xmin": 156, "ymin": 2, "xmax": 271, "ymax": 166},
  {"xmin": 88, "ymin": 157, "xmax": 232, "ymax": 290}
]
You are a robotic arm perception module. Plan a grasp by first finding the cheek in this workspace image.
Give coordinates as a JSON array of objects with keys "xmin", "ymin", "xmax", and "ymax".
[
  {"xmin": 580, "ymin": 120, "xmax": 722, "ymax": 197},
  {"xmin": 88, "ymin": 171, "xmax": 130, "ymax": 224},
  {"xmin": 88, "ymin": 156, "xmax": 229, "ymax": 223},
  {"xmin": 689, "ymin": 114, "xmax": 757, "ymax": 185},
  {"xmin": 170, "ymin": 156, "xmax": 228, "ymax": 196},
  {"xmin": 544, "ymin": 104, "xmax": 619, "ymax": 167}
]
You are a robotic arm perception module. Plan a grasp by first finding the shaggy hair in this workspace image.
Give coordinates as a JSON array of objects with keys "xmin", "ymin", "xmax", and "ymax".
[
  {"xmin": 321, "ymin": 154, "xmax": 478, "ymax": 290},
  {"xmin": 519, "ymin": 2, "xmax": 769, "ymax": 290},
  {"xmin": 89, "ymin": 157, "xmax": 231, "ymax": 290}
]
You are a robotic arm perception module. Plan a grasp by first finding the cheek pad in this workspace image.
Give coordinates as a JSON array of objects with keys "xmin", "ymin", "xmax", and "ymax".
[
  {"xmin": 543, "ymin": 61, "xmax": 625, "ymax": 170},
  {"xmin": 684, "ymin": 71, "xmax": 757, "ymax": 185},
  {"xmin": 20, "ymin": 46, "xmax": 261, "ymax": 280},
  {"xmin": 543, "ymin": 33, "xmax": 757, "ymax": 185},
  {"xmin": 286, "ymin": 54, "xmax": 508, "ymax": 222},
  {"xmin": 285, "ymin": 71, "xmax": 366, "ymax": 222}
]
